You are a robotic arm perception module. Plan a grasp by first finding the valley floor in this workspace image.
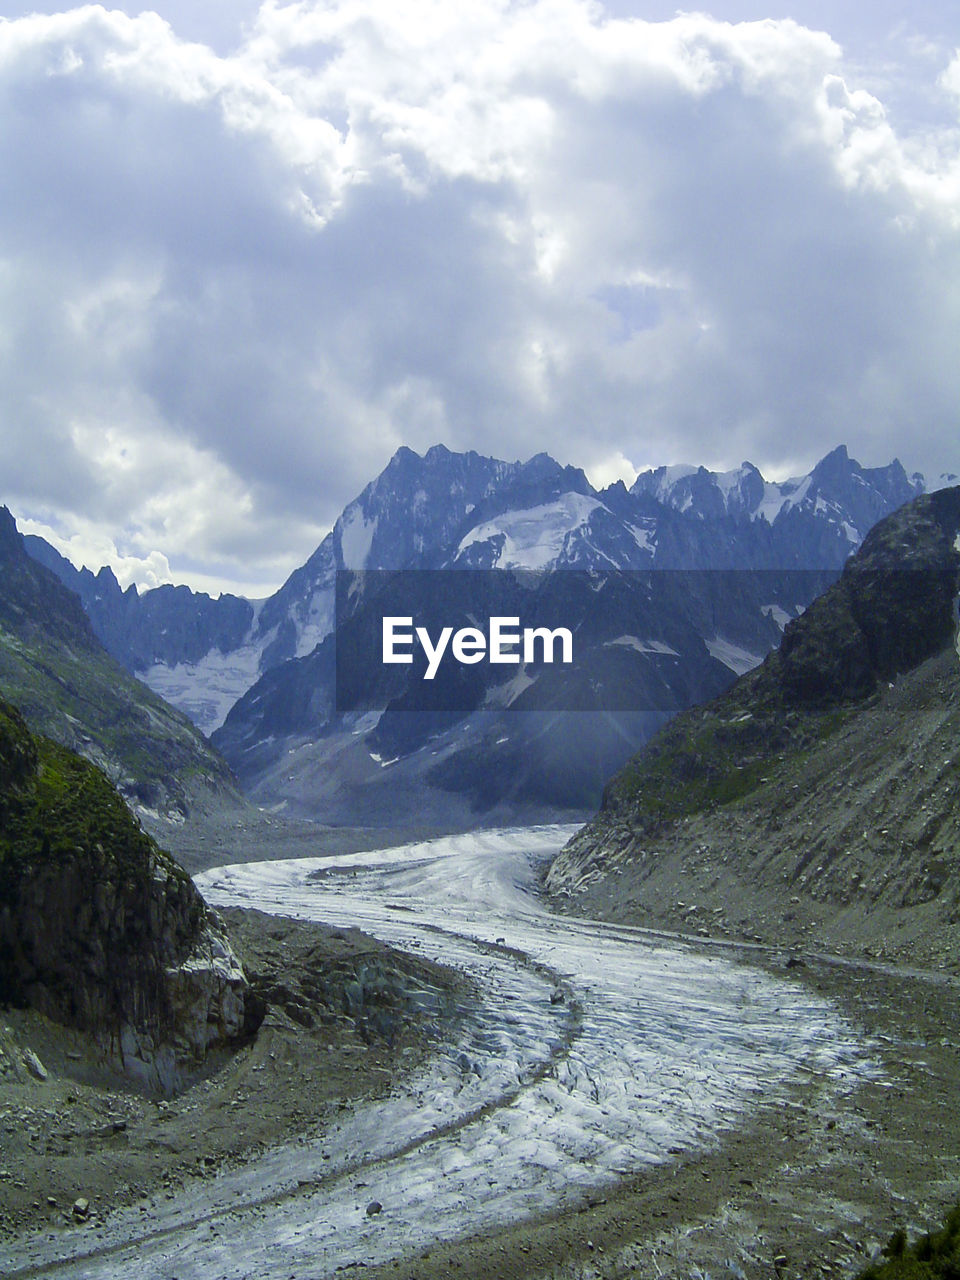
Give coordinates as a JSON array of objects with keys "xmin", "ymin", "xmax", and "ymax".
[
  {"xmin": 2, "ymin": 834, "xmax": 959, "ymax": 1280},
  {"xmin": 0, "ymin": 908, "xmax": 472, "ymax": 1242},
  {"xmin": 312, "ymin": 945, "xmax": 960, "ymax": 1280}
]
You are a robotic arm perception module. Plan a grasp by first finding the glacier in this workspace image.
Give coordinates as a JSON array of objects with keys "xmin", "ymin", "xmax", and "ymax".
[{"xmin": 3, "ymin": 827, "xmax": 871, "ymax": 1280}]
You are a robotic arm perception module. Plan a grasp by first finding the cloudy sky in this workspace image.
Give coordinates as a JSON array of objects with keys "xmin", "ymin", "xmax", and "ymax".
[{"xmin": 2, "ymin": 1, "xmax": 958, "ymax": 596}]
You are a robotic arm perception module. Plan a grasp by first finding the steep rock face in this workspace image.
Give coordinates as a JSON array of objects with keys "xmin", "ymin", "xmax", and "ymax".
[
  {"xmin": 777, "ymin": 489, "xmax": 960, "ymax": 703},
  {"xmin": 0, "ymin": 507, "xmax": 239, "ymax": 818},
  {"xmin": 0, "ymin": 698, "xmax": 255, "ymax": 1092},
  {"xmin": 545, "ymin": 488, "xmax": 960, "ymax": 960},
  {"xmin": 0, "ymin": 508, "xmax": 101, "ymax": 656}
]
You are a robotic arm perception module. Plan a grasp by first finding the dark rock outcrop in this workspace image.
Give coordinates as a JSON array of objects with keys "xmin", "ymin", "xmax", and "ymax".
[
  {"xmin": 0, "ymin": 697, "xmax": 256, "ymax": 1091},
  {"xmin": 777, "ymin": 487, "xmax": 960, "ymax": 703}
]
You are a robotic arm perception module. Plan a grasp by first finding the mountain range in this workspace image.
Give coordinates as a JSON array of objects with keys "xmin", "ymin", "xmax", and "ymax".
[{"xmin": 21, "ymin": 443, "xmax": 945, "ymax": 825}]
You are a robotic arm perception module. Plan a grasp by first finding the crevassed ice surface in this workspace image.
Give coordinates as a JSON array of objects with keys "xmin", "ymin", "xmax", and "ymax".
[{"xmin": 3, "ymin": 826, "xmax": 868, "ymax": 1280}]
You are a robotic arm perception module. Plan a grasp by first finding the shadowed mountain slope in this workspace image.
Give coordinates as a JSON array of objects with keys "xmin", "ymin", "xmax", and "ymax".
[{"xmin": 0, "ymin": 507, "xmax": 238, "ymax": 819}]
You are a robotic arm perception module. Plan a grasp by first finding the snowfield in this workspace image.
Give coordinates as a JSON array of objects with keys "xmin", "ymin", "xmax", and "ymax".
[
  {"xmin": 3, "ymin": 827, "xmax": 869, "ymax": 1279},
  {"xmin": 455, "ymin": 493, "xmax": 603, "ymax": 568}
]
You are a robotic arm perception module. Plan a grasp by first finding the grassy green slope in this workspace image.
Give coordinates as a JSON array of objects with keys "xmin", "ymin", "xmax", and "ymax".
[
  {"xmin": 857, "ymin": 1209, "xmax": 960, "ymax": 1280},
  {"xmin": 0, "ymin": 695, "xmax": 254, "ymax": 1079}
]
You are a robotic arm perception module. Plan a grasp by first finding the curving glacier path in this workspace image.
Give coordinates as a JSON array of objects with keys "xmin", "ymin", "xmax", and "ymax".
[{"xmin": 4, "ymin": 825, "xmax": 868, "ymax": 1279}]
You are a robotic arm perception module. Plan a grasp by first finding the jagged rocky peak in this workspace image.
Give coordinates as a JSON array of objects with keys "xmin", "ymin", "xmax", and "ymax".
[
  {"xmin": 0, "ymin": 697, "xmax": 257, "ymax": 1093},
  {"xmin": 798, "ymin": 446, "xmax": 921, "ymax": 537},
  {"xmin": 18, "ymin": 442, "xmax": 937, "ymax": 754},
  {"xmin": 630, "ymin": 445, "xmax": 924, "ymax": 533},
  {"xmin": 631, "ymin": 460, "xmax": 766, "ymax": 521},
  {"xmin": 0, "ymin": 503, "xmax": 19, "ymax": 549},
  {"xmin": 23, "ymin": 533, "xmax": 255, "ymax": 672},
  {"xmin": 515, "ymin": 450, "xmax": 592, "ymax": 491},
  {"xmin": 333, "ymin": 443, "xmax": 518, "ymax": 571},
  {"xmin": 326, "ymin": 443, "xmax": 584, "ymax": 575}
]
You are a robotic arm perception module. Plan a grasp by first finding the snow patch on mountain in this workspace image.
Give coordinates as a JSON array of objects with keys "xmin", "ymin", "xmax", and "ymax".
[
  {"xmin": 752, "ymin": 475, "xmax": 809, "ymax": 523},
  {"xmin": 705, "ymin": 637, "xmax": 763, "ymax": 675},
  {"xmin": 456, "ymin": 493, "xmax": 604, "ymax": 569},
  {"xmin": 292, "ymin": 585, "xmax": 335, "ymax": 658},
  {"xmin": 369, "ymin": 751, "xmax": 399, "ymax": 768},
  {"xmin": 760, "ymin": 604, "xmax": 794, "ymax": 630},
  {"xmin": 484, "ymin": 667, "xmax": 539, "ymax": 706},
  {"xmin": 714, "ymin": 467, "xmax": 745, "ymax": 500},
  {"xmin": 626, "ymin": 522, "xmax": 656, "ymax": 554},
  {"xmin": 605, "ymin": 636, "xmax": 679, "ymax": 656},
  {"xmin": 140, "ymin": 644, "xmax": 264, "ymax": 735},
  {"xmin": 643, "ymin": 465, "xmax": 697, "ymax": 503},
  {"xmin": 338, "ymin": 507, "xmax": 378, "ymax": 570}
]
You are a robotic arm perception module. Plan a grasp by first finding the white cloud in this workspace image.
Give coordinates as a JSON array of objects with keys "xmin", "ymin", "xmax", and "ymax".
[
  {"xmin": 0, "ymin": 1, "xmax": 958, "ymax": 593},
  {"xmin": 583, "ymin": 450, "xmax": 639, "ymax": 490},
  {"xmin": 18, "ymin": 513, "xmax": 281, "ymax": 596},
  {"xmin": 17, "ymin": 514, "xmax": 175, "ymax": 591}
]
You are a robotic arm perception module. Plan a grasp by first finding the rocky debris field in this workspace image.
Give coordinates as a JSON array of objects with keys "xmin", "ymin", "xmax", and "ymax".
[
  {"xmin": 3, "ymin": 823, "xmax": 960, "ymax": 1279},
  {"xmin": 549, "ymin": 648, "xmax": 960, "ymax": 975},
  {"xmin": 325, "ymin": 948, "xmax": 960, "ymax": 1280},
  {"xmin": 0, "ymin": 907, "xmax": 471, "ymax": 1240},
  {"xmin": 4, "ymin": 937, "xmax": 960, "ymax": 1280},
  {"xmin": 147, "ymin": 802, "xmax": 467, "ymax": 876}
]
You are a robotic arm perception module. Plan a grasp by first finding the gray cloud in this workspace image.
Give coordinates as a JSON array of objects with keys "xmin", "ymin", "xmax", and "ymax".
[{"xmin": 1, "ymin": 2, "xmax": 958, "ymax": 592}]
